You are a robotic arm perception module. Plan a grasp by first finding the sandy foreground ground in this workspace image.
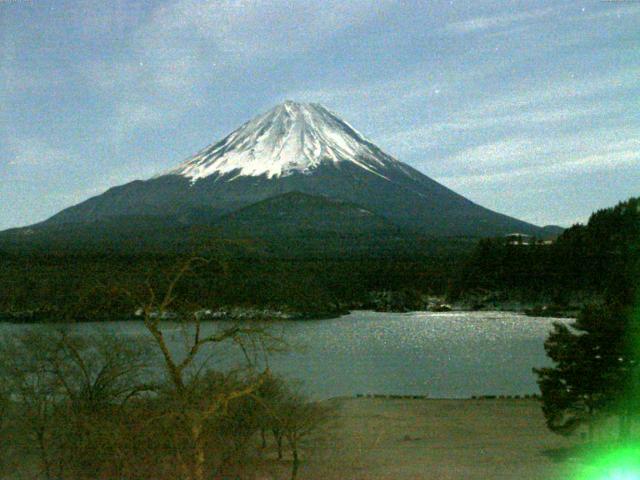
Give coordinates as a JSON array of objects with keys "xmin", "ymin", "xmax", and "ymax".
[{"xmin": 295, "ymin": 397, "xmax": 578, "ymax": 480}]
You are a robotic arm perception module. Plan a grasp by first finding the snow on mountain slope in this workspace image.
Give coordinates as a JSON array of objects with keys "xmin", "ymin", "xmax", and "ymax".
[
  {"xmin": 35, "ymin": 100, "xmax": 545, "ymax": 238},
  {"xmin": 165, "ymin": 101, "xmax": 398, "ymax": 181}
]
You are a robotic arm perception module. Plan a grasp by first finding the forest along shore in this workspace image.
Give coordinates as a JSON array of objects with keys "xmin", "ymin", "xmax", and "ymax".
[{"xmin": 0, "ymin": 303, "xmax": 578, "ymax": 324}]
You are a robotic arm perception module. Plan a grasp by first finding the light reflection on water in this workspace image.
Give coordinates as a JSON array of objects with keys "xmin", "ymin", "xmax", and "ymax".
[{"xmin": 0, "ymin": 310, "xmax": 570, "ymax": 399}]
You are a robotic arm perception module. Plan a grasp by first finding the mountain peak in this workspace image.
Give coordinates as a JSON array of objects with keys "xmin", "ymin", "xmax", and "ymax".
[
  {"xmin": 163, "ymin": 101, "xmax": 391, "ymax": 182},
  {"xmin": 281, "ymin": 99, "xmax": 314, "ymax": 108},
  {"xmin": 274, "ymin": 100, "xmax": 325, "ymax": 114},
  {"xmin": 38, "ymin": 102, "xmax": 544, "ymax": 238},
  {"xmin": 265, "ymin": 101, "xmax": 333, "ymax": 123}
]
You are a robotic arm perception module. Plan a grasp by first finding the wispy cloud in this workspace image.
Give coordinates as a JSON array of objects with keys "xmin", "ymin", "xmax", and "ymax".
[
  {"xmin": 4, "ymin": 137, "xmax": 78, "ymax": 167},
  {"xmin": 445, "ymin": 7, "xmax": 554, "ymax": 34},
  {"xmin": 368, "ymin": 63, "xmax": 638, "ymax": 158},
  {"xmin": 378, "ymin": 104, "xmax": 607, "ymax": 157},
  {"xmin": 110, "ymin": 101, "xmax": 181, "ymax": 143},
  {"xmin": 0, "ymin": 46, "xmax": 64, "ymax": 100},
  {"xmin": 138, "ymin": 0, "xmax": 395, "ymax": 60},
  {"xmin": 445, "ymin": 138, "xmax": 541, "ymax": 169},
  {"xmin": 441, "ymin": 136, "xmax": 640, "ymax": 186},
  {"xmin": 89, "ymin": 0, "xmax": 397, "ymax": 136},
  {"xmin": 583, "ymin": 3, "xmax": 640, "ymax": 20}
]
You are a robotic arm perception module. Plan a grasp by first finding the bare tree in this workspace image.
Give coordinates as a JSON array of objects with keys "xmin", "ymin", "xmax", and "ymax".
[
  {"xmin": 0, "ymin": 330, "xmax": 64, "ymax": 480},
  {"xmin": 0, "ymin": 329, "xmax": 154, "ymax": 480},
  {"xmin": 120, "ymin": 256, "xmax": 284, "ymax": 480},
  {"xmin": 279, "ymin": 394, "xmax": 333, "ymax": 480},
  {"xmin": 54, "ymin": 331, "xmax": 155, "ymax": 480},
  {"xmin": 252, "ymin": 373, "xmax": 334, "ymax": 480},
  {"xmin": 254, "ymin": 372, "xmax": 288, "ymax": 459},
  {"xmin": 1, "ymin": 253, "xmax": 331, "ymax": 480}
]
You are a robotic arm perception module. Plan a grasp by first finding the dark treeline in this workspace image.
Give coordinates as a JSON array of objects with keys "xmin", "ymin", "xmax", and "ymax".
[
  {"xmin": 451, "ymin": 197, "xmax": 640, "ymax": 306},
  {"xmin": 0, "ymin": 251, "xmax": 460, "ymax": 322},
  {"xmin": 1, "ymin": 197, "xmax": 637, "ymax": 321}
]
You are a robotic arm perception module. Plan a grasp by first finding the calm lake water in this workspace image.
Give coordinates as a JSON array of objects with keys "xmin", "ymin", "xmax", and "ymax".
[{"xmin": 0, "ymin": 311, "xmax": 570, "ymax": 399}]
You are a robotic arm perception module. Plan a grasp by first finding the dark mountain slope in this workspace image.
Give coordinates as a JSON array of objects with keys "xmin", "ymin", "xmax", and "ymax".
[
  {"xmin": 216, "ymin": 191, "xmax": 398, "ymax": 235},
  {"xmin": 30, "ymin": 101, "xmax": 547, "ymax": 239}
]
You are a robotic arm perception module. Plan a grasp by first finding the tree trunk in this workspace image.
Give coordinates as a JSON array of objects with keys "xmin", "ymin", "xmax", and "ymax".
[
  {"xmin": 260, "ymin": 428, "xmax": 267, "ymax": 449},
  {"xmin": 274, "ymin": 429, "xmax": 283, "ymax": 460},
  {"xmin": 145, "ymin": 321, "xmax": 186, "ymax": 393},
  {"xmin": 291, "ymin": 446, "xmax": 299, "ymax": 480},
  {"xmin": 192, "ymin": 420, "xmax": 205, "ymax": 480},
  {"xmin": 36, "ymin": 427, "xmax": 52, "ymax": 480}
]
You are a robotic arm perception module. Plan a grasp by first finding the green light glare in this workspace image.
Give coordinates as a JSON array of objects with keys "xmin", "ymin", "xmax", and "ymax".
[
  {"xmin": 573, "ymin": 219, "xmax": 640, "ymax": 480},
  {"xmin": 573, "ymin": 445, "xmax": 640, "ymax": 480}
]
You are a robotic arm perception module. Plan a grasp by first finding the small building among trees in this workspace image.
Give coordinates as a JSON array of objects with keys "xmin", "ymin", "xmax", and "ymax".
[{"xmin": 505, "ymin": 233, "xmax": 533, "ymax": 246}]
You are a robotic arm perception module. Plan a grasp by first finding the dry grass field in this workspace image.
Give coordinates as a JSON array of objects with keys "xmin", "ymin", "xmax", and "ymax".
[
  {"xmin": 2, "ymin": 397, "xmax": 588, "ymax": 480},
  {"xmin": 294, "ymin": 397, "xmax": 580, "ymax": 480}
]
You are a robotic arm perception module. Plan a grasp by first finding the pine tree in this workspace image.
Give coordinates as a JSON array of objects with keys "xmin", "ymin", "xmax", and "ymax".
[{"xmin": 534, "ymin": 299, "xmax": 637, "ymax": 440}]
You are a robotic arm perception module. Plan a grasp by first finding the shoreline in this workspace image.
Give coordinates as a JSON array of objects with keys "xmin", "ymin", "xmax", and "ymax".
[
  {"xmin": 0, "ymin": 305, "xmax": 577, "ymax": 324},
  {"xmin": 350, "ymin": 393, "xmax": 541, "ymax": 400}
]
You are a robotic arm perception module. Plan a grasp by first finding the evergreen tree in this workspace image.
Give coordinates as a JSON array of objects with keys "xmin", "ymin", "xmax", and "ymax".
[{"xmin": 534, "ymin": 298, "xmax": 638, "ymax": 440}]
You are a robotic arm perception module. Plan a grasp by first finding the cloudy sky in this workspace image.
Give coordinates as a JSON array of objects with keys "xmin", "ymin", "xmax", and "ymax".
[{"xmin": 1, "ymin": 0, "xmax": 638, "ymax": 230}]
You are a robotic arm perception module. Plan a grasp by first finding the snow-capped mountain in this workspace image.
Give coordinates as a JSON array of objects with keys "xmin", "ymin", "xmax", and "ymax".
[
  {"xmin": 40, "ymin": 101, "xmax": 545, "ymax": 238},
  {"xmin": 164, "ymin": 101, "xmax": 410, "ymax": 182}
]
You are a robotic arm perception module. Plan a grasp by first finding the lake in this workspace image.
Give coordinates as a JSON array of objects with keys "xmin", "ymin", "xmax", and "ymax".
[{"xmin": 0, "ymin": 311, "xmax": 569, "ymax": 399}]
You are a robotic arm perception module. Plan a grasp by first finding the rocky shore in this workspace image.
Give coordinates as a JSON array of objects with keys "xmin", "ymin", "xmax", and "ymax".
[{"xmin": 1, "ymin": 288, "xmax": 587, "ymax": 323}]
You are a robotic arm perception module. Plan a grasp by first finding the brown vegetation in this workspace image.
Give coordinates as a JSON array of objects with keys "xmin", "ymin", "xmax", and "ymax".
[{"xmin": 0, "ymin": 256, "xmax": 332, "ymax": 479}]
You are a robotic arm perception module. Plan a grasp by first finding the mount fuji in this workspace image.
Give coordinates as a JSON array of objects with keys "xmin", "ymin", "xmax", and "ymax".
[{"xmin": 28, "ymin": 101, "xmax": 549, "ymax": 240}]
